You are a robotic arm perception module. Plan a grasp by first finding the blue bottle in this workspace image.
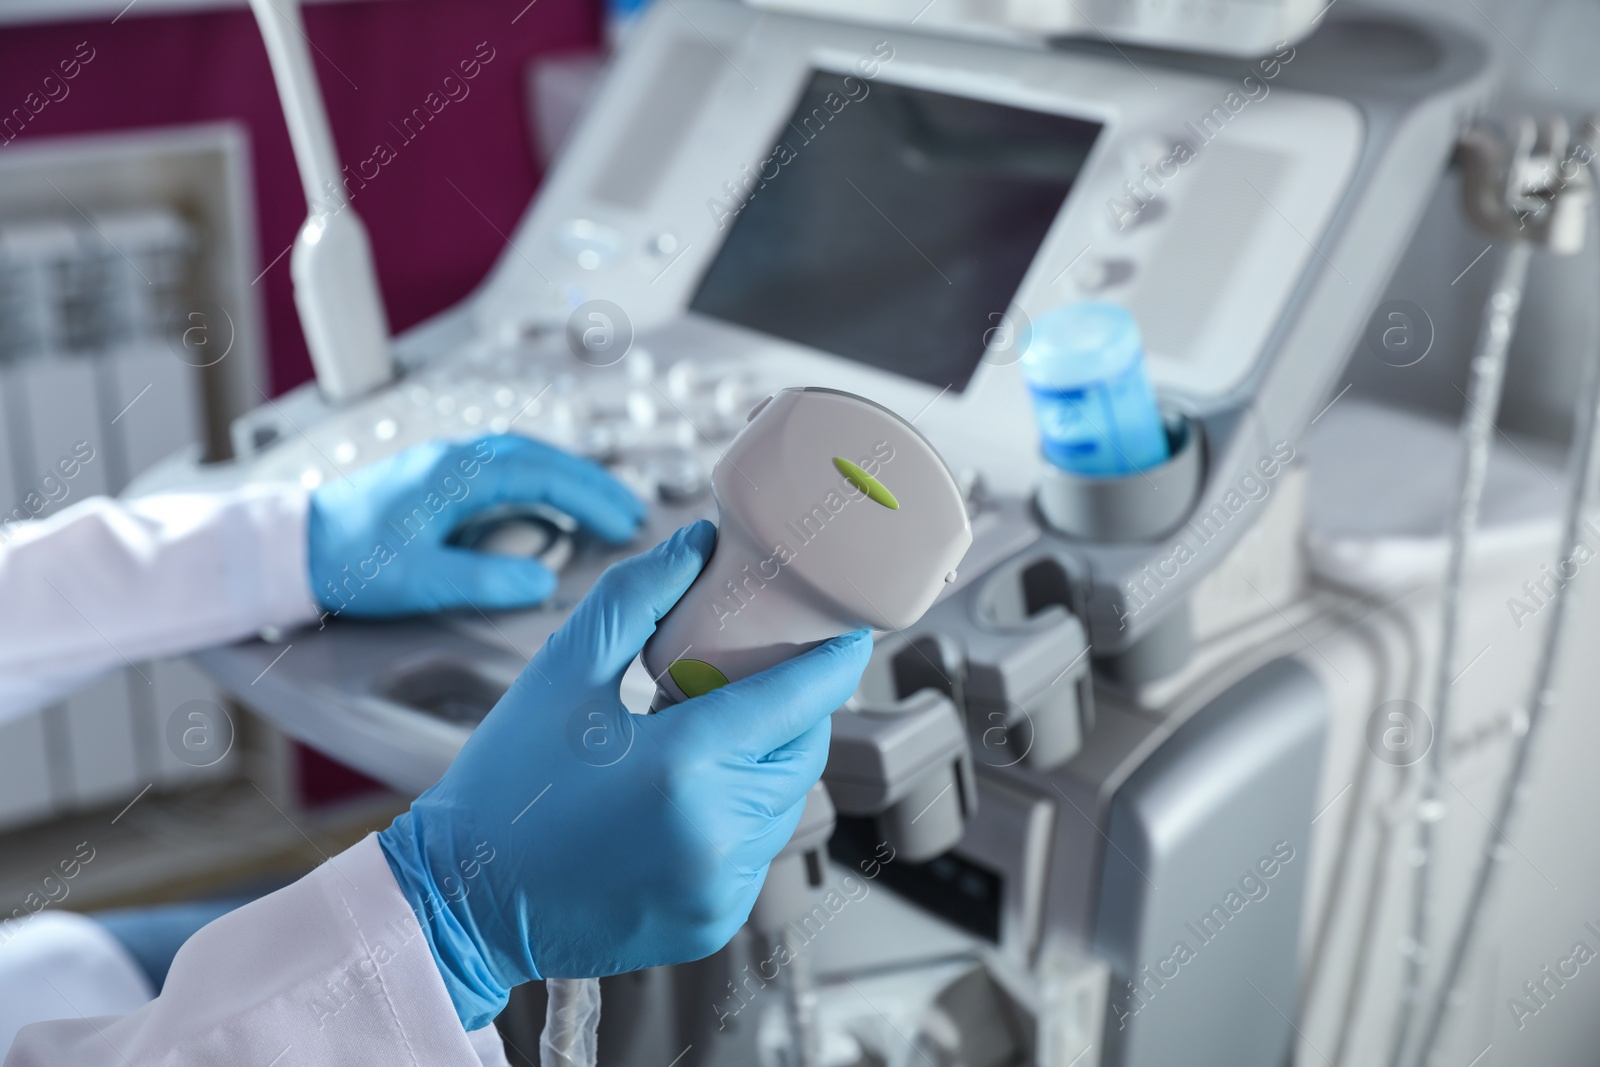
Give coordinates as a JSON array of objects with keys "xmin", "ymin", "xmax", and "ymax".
[
  {"xmin": 1020, "ymin": 302, "xmax": 1170, "ymax": 476},
  {"xmin": 606, "ymin": 0, "xmax": 652, "ymax": 43}
]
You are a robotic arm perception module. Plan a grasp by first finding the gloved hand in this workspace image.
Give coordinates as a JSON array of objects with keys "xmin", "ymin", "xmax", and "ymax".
[
  {"xmin": 377, "ymin": 521, "xmax": 871, "ymax": 1030},
  {"xmin": 307, "ymin": 434, "xmax": 644, "ymax": 617}
]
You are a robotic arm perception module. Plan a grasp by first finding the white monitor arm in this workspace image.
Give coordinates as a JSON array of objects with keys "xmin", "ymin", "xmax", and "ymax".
[{"xmin": 248, "ymin": 0, "xmax": 394, "ymax": 403}]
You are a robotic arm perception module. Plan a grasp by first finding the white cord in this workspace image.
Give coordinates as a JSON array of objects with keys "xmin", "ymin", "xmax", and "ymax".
[
  {"xmin": 1384, "ymin": 239, "xmax": 1533, "ymax": 1067},
  {"xmin": 780, "ymin": 928, "xmax": 821, "ymax": 1067},
  {"xmin": 541, "ymin": 978, "xmax": 602, "ymax": 1067},
  {"xmin": 1407, "ymin": 154, "xmax": 1600, "ymax": 1067}
]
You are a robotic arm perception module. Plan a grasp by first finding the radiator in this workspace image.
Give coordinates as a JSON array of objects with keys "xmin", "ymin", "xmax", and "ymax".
[{"xmin": 0, "ymin": 207, "xmax": 240, "ymax": 829}]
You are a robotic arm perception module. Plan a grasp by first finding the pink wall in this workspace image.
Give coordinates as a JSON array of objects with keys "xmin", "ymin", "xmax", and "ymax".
[{"xmin": 0, "ymin": 0, "xmax": 601, "ymax": 394}]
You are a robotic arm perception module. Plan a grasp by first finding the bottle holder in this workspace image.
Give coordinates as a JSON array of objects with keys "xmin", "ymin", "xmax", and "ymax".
[{"xmin": 1035, "ymin": 411, "xmax": 1204, "ymax": 543}]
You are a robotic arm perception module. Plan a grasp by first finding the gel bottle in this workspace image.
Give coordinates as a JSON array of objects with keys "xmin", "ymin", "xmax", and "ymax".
[{"xmin": 1021, "ymin": 302, "xmax": 1169, "ymax": 476}]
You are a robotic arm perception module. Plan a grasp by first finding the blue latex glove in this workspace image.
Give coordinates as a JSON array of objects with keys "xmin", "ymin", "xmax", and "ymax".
[
  {"xmin": 307, "ymin": 434, "xmax": 644, "ymax": 618},
  {"xmin": 377, "ymin": 521, "xmax": 871, "ymax": 1030}
]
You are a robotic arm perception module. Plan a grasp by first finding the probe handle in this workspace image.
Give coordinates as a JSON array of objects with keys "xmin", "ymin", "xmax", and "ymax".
[{"xmin": 644, "ymin": 518, "xmax": 858, "ymax": 705}]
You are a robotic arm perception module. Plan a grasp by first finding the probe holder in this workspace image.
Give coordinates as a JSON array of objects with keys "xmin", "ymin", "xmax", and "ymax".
[
  {"xmin": 826, "ymin": 687, "xmax": 976, "ymax": 863},
  {"xmin": 750, "ymin": 781, "xmax": 838, "ymax": 935},
  {"xmin": 961, "ymin": 550, "xmax": 1093, "ymax": 771}
]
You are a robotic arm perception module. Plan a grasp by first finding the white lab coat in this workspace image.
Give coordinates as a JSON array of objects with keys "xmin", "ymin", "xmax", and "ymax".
[
  {"xmin": 0, "ymin": 489, "xmax": 509, "ymax": 1066},
  {"xmin": 0, "ymin": 486, "xmax": 319, "ymax": 722},
  {"xmin": 3, "ymin": 837, "xmax": 510, "ymax": 1067}
]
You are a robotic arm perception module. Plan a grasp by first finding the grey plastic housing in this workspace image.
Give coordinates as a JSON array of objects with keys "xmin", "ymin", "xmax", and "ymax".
[
  {"xmin": 750, "ymin": 781, "xmax": 837, "ymax": 936},
  {"xmin": 1092, "ymin": 657, "xmax": 1327, "ymax": 1067},
  {"xmin": 1035, "ymin": 414, "xmax": 1203, "ymax": 543},
  {"xmin": 909, "ymin": 546, "xmax": 1095, "ymax": 772},
  {"xmin": 1029, "ymin": 14, "xmax": 1491, "ymax": 655},
  {"xmin": 826, "ymin": 687, "xmax": 976, "ymax": 862},
  {"xmin": 967, "ymin": 550, "xmax": 1093, "ymax": 771},
  {"xmin": 1097, "ymin": 601, "xmax": 1193, "ymax": 687}
]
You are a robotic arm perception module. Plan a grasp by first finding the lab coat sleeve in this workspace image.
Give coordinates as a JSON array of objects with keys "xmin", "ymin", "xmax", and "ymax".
[
  {"xmin": 0, "ymin": 485, "xmax": 322, "ymax": 721},
  {"xmin": 4, "ymin": 835, "xmax": 501, "ymax": 1067}
]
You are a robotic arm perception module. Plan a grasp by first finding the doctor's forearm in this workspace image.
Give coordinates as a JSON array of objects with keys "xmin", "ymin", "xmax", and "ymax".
[{"xmin": 0, "ymin": 486, "xmax": 320, "ymax": 718}]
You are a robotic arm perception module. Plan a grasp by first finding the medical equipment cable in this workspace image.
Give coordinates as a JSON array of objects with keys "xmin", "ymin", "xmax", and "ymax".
[
  {"xmin": 778, "ymin": 927, "xmax": 821, "ymax": 1067},
  {"xmin": 1408, "ymin": 151, "xmax": 1600, "ymax": 1067},
  {"xmin": 540, "ymin": 977, "xmax": 601, "ymax": 1067},
  {"xmin": 1242, "ymin": 582, "xmax": 1426, "ymax": 1067},
  {"xmin": 1332, "ymin": 789, "xmax": 1407, "ymax": 1067},
  {"xmin": 1342, "ymin": 603, "xmax": 1436, "ymax": 1067},
  {"xmin": 1297, "ymin": 596, "xmax": 1401, "ymax": 1005},
  {"xmin": 1289, "ymin": 594, "xmax": 1423, "ymax": 1067},
  {"xmin": 1382, "ymin": 238, "xmax": 1533, "ymax": 1067}
]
